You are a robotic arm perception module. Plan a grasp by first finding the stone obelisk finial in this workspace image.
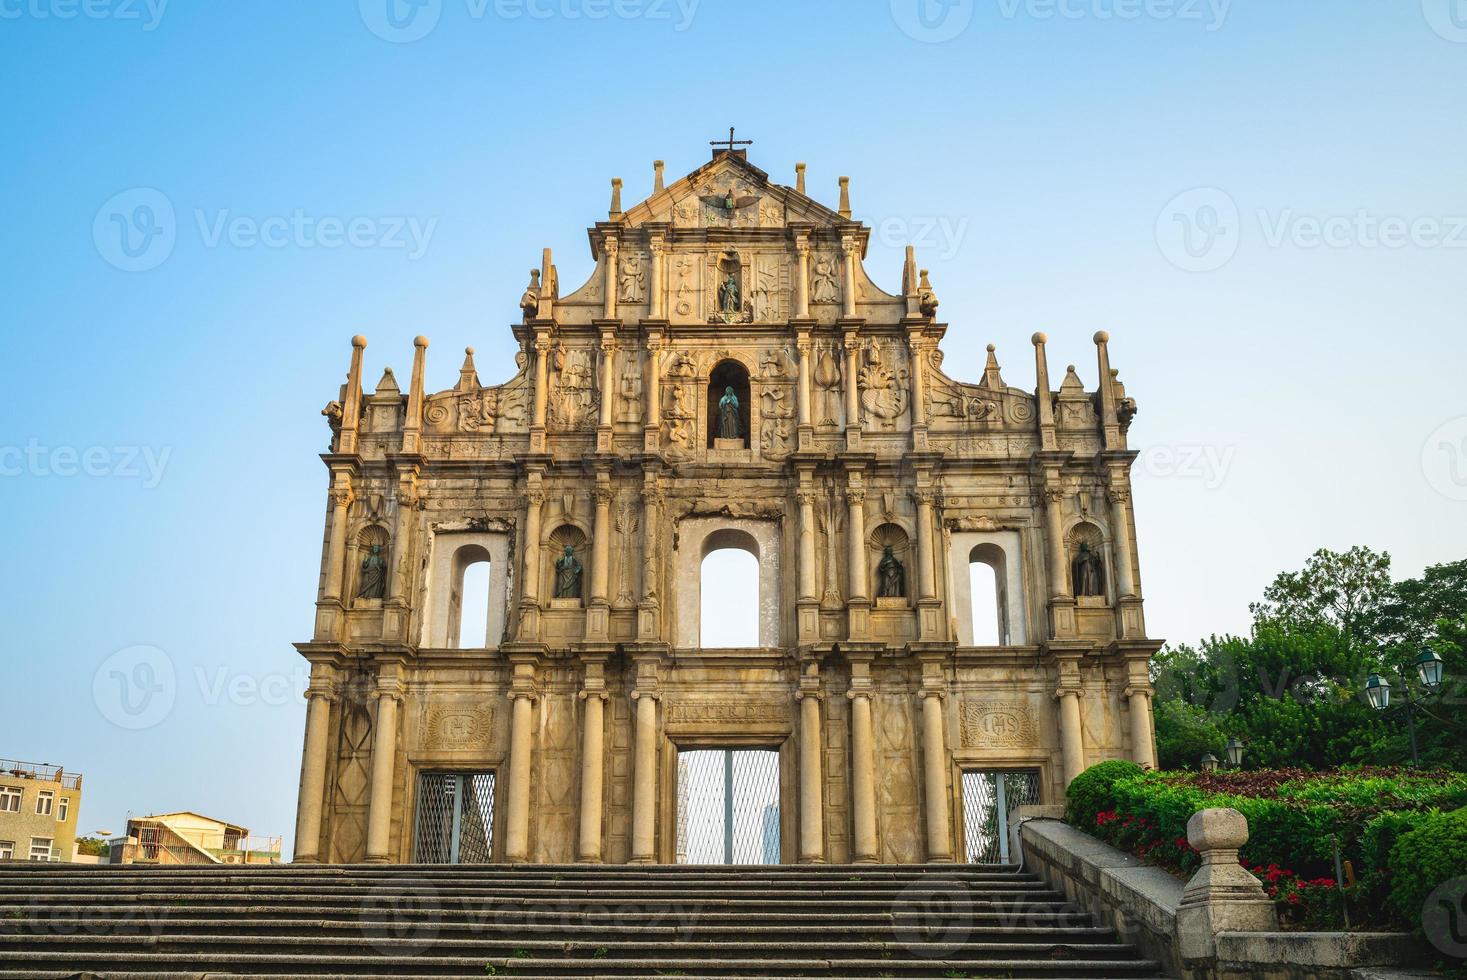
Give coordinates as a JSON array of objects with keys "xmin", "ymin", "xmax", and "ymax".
[
  {"xmin": 339, "ymin": 335, "xmax": 367, "ymax": 455},
  {"xmin": 402, "ymin": 335, "xmax": 428, "ymax": 455},
  {"xmin": 1033, "ymin": 332, "xmax": 1057, "ymax": 452},
  {"xmin": 609, "ymin": 178, "xmax": 623, "ymax": 219},
  {"xmin": 795, "ymin": 162, "xmax": 807, "ymax": 195},
  {"xmin": 838, "ymin": 176, "xmax": 851, "ymax": 219},
  {"xmin": 653, "ymin": 160, "xmax": 665, "ymax": 193}
]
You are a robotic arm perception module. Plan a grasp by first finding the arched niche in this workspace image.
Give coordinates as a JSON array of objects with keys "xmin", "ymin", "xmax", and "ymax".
[
  {"xmin": 706, "ymin": 359, "xmax": 752, "ymax": 448},
  {"xmin": 947, "ymin": 530, "xmax": 1028, "ymax": 646},
  {"xmin": 545, "ymin": 524, "xmax": 588, "ymax": 604},
  {"xmin": 1067, "ymin": 521, "xmax": 1108, "ymax": 601},
  {"xmin": 674, "ymin": 518, "xmax": 781, "ymax": 648},
  {"xmin": 350, "ymin": 524, "xmax": 390, "ymax": 605},
  {"xmin": 422, "ymin": 531, "xmax": 511, "ymax": 649},
  {"xmin": 868, "ymin": 522, "xmax": 913, "ymax": 603}
]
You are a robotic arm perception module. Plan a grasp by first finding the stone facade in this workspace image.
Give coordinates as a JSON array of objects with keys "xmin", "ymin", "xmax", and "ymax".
[{"xmin": 292, "ymin": 148, "xmax": 1162, "ymax": 865}]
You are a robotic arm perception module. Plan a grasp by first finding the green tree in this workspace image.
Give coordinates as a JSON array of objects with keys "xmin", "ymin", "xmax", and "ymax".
[
  {"xmin": 74, "ymin": 836, "xmax": 108, "ymax": 857},
  {"xmin": 1249, "ymin": 545, "xmax": 1392, "ymax": 643}
]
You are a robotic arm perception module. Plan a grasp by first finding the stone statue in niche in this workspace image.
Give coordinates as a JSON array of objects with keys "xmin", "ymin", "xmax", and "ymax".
[
  {"xmin": 717, "ymin": 387, "xmax": 742, "ymax": 439},
  {"xmin": 1073, "ymin": 542, "xmax": 1105, "ymax": 597},
  {"xmin": 811, "ymin": 255, "xmax": 839, "ymax": 303},
  {"xmin": 356, "ymin": 543, "xmax": 387, "ymax": 600},
  {"xmin": 719, "ymin": 273, "xmax": 740, "ymax": 316},
  {"xmin": 877, "ymin": 545, "xmax": 906, "ymax": 598},
  {"xmin": 554, "ymin": 546, "xmax": 583, "ymax": 599},
  {"xmin": 619, "ymin": 253, "xmax": 646, "ymax": 304}
]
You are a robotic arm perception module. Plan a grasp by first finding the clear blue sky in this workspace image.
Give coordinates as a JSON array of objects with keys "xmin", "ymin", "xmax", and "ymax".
[{"xmin": 2, "ymin": 1, "xmax": 1464, "ymax": 854}]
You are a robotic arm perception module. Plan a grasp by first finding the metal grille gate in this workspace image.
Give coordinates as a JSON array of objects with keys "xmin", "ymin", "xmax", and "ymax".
[
  {"xmin": 676, "ymin": 749, "xmax": 780, "ymax": 864},
  {"xmin": 413, "ymin": 771, "xmax": 495, "ymax": 863},
  {"xmin": 961, "ymin": 769, "xmax": 1041, "ymax": 864}
]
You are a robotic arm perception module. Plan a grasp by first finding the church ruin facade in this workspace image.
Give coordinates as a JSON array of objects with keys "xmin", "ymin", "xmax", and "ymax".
[{"xmin": 292, "ymin": 146, "xmax": 1162, "ymax": 865}]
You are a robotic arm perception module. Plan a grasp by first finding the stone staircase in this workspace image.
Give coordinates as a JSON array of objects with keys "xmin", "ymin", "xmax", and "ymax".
[{"xmin": 0, "ymin": 862, "xmax": 1169, "ymax": 978}]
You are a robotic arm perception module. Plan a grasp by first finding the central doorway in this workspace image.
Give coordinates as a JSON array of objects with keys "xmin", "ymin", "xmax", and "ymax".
[
  {"xmin": 675, "ymin": 749, "xmax": 780, "ymax": 864},
  {"xmin": 412, "ymin": 771, "xmax": 495, "ymax": 864}
]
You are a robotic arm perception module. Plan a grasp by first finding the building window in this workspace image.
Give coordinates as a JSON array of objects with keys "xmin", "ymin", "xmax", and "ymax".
[
  {"xmin": 698, "ymin": 529, "xmax": 760, "ymax": 649},
  {"xmin": 0, "ymin": 787, "xmax": 19, "ymax": 813},
  {"xmin": 29, "ymin": 837, "xmax": 53, "ymax": 861},
  {"xmin": 57, "ymin": 798, "xmax": 69, "ymax": 822},
  {"xmin": 0, "ymin": 841, "xmax": 12, "ymax": 860},
  {"xmin": 35, "ymin": 791, "xmax": 53, "ymax": 817},
  {"xmin": 454, "ymin": 556, "xmax": 492, "ymax": 649}
]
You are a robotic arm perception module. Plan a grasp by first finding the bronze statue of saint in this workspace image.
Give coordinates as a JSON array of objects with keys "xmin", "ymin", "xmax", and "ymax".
[
  {"xmin": 719, "ymin": 273, "xmax": 740, "ymax": 314},
  {"xmin": 877, "ymin": 544, "xmax": 905, "ymax": 598},
  {"xmin": 355, "ymin": 543, "xmax": 387, "ymax": 599},
  {"xmin": 717, "ymin": 386, "xmax": 741, "ymax": 439},
  {"xmin": 554, "ymin": 545, "xmax": 583, "ymax": 599},
  {"xmin": 1073, "ymin": 542, "xmax": 1104, "ymax": 597}
]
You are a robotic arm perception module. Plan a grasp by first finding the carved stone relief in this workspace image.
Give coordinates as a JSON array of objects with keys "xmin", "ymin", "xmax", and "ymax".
[
  {"xmin": 857, "ymin": 341, "xmax": 908, "ymax": 428},
  {"xmin": 959, "ymin": 699, "xmax": 1039, "ymax": 749}
]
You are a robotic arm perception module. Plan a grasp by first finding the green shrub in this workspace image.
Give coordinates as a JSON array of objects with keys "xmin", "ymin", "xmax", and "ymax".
[
  {"xmin": 1360, "ymin": 809, "xmax": 1433, "ymax": 911},
  {"xmin": 1389, "ymin": 806, "xmax": 1467, "ymax": 929},
  {"xmin": 1064, "ymin": 760, "xmax": 1144, "ymax": 826}
]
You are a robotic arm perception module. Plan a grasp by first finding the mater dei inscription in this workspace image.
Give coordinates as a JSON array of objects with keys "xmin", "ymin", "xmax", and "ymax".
[{"xmin": 292, "ymin": 142, "xmax": 1163, "ymax": 866}]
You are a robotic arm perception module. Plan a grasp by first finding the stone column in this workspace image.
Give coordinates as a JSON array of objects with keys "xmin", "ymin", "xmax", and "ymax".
[
  {"xmin": 322, "ymin": 484, "xmax": 353, "ymax": 602},
  {"xmin": 504, "ymin": 687, "xmax": 535, "ymax": 863},
  {"xmin": 532, "ymin": 337, "xmax": 550, "ymax": 431},
  {"xmin": 919, "ymin": 690, "xmax": 953, "ymax": 862},
  {"xmin": 1056, "ymin": 685, "xmax": 1086, "ymax": 786},
  {"xmin": 794, "ymin": 237, "xmax": 810, "ymax": 318},
  {"xmin": 847, "ymin": 669, "xmax": 878, "ymax": 863},
  {"xmin": 629, "ymin": 689, "xmax": 658, "ymax": 863},
  {"xmin": 845, "ymin": 482, "xmax": 868, "ymax": 603},
  {"xmin": 796, "ymin": 334, "xmax": 812, "ymax": 429},
  {"xmin": 1043, "ymin": 485, "xmax": 1069, "ymax": 600},
  {"xmin": 599, "ymin": 334, "xmax": 616, "ymax": 429},
  {"xmin": 649, "ymin": 238, "xmax": 664, "ymax": 319},
  {"xmin": 590, "ymin": 481, "xmax": 612, "ymax": 603},
  {"xmin": 842, "ymin": 334, "xmax": 861, "ymax": 442},
  {"xmin": 797, "ymin": 665, "xmax": 825, "ymax": 863},
  {"xmin": 644, "ymin": 337, "xmax": 662, "ymax": 453},
  {"xmin": 577, "ymin": 690, "xmax": 607, "ymax": 862},
  {"xmin": 841, "ymin": 237, "xmax": 858, "ymax": 319},
  {"xmin": 364, "ymin": 675, "xmax": 402, "ymax": 863},
  {"xmin": 292, "ymin": 673, "xmax": 335, "ymax": 863},
  {"xmin": 386, "ymin": 477, "xmax": 417, "ymax": 603},
  {"xmin": 1127, "ymin": 685, "xmax": 1156, "ymax": 770},
  {"xmin": 1108, "ymin": 484, "xmax": 1137, "ymax": 599},
  {"xmin": 521, "ymin": 484, "xmax": 544, "ymax": 605},
  {"xmin": 796, "ymin": 488, "xmax": 818, "ymax": 602},
  {"xmin": 913, "ymin": 488, "xmax": 937, "ymax": 601},
  {"xmin": 602, "ymin": 238, "xmax": 619, "ymax": 321},
  {"xmin": 906, "ymin": 331, "xmax": 928, "ymax": 431}
]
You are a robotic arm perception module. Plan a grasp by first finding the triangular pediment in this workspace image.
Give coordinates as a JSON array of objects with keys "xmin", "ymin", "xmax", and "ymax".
[{"xmin": 615, "ymin": 152, "xmax": 848, "ymax": 235}]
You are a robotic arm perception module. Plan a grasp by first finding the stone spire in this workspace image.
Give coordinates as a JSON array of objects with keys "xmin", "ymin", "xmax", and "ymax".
[
  {"xmin": 609, "ymin": 178, "xmax": 623, "ymax": 220},
  {"xmin": 795, "ymin": 162, "xmax": 807, "ymax": 195},
  {"xmin": 1032, "ymin": 332, "xmax": 1057, "ymax": 452},
  {"xmin": 338, "ymin": 335, "xmax": 366, "ymax": 455},
  {"xmin": 458, "ymin": 346, "xmax": 480, "ymax": 391},
  {"xmin": 402, "ymin": 335, "xmax": 428, "ymax": 455},
  {"xmin": 980, "ymin": 344, "xmax": 1005, "ymax": 390},
  {"xmin": 653, "ymin": 160, "xmax": 665, "ymax": 193},
  {"xmin": 838, "ymin": 176, "xmax": 851, "ymax": 219}
]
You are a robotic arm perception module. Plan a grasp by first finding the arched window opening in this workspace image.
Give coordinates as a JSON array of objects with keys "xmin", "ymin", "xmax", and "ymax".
[
  {"xmin": 707, "ymin": 359, "xmax": 752, "ymax": 448},
  {"xmin": 448, "ymin": 544, "xmax": 492, "ymax": 649},
  {"xmin": 455, "ymin": 560, "xmax": 491, "ymax": 649},
  {"xmin": 700, "ymin": 530, "xmax": 760, "ymax": 648},
  {"xmin": 968, "ymin": 543, "xmax": 1009, "ymax": 646}
]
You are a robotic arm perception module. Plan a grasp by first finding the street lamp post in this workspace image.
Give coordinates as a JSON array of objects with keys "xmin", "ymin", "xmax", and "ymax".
[
  {"xmin": 1365, "ymin": 647, "xmax": 1445, "ymax": 768},
  {"xmin": 1224, "ymin": 737, "xmax": 1244, "ymax": 769}
]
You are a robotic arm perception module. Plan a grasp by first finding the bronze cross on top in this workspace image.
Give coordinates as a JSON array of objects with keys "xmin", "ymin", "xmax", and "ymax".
[{"xmin": 710, "ymin": 127, "xmax": 753, "ymax": 153}]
